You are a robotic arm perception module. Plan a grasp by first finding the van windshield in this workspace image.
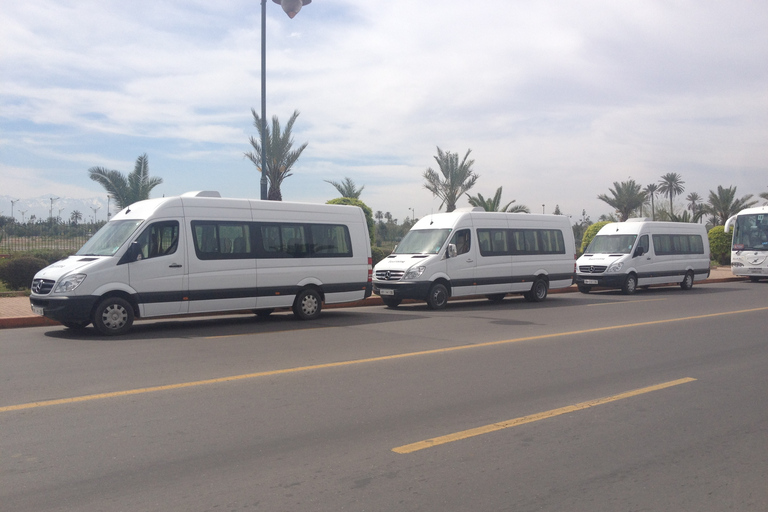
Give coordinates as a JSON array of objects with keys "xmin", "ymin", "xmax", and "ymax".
[
  {"xmin": 76, "ymin": 220, "xmax": 144, "ymax": 256},
  {"xmin": 394, "ymin": 229, "xmax": 451, "ymax": 254},
  {"xmin": 585, "ymin": 234, "xmax": 637, "ymax": 254}
]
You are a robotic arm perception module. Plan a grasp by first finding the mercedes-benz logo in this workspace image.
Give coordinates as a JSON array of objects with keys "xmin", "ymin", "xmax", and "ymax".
[
  {"xmin": 589, "ymin": 266, "xmax": 595, "ymax": 273},
  {"xmin": 33, "ymin": 281, "xmax": 42, "ymax": 293},
  {"xmin": 385, "ymin": 271, "xmax": 392, "ymax": 280}
]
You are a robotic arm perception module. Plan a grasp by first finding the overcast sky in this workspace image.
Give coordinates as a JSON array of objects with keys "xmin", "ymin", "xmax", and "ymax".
[{"xmin": 2, "ymin": 0, "xmax": 767, "ymax": 223}]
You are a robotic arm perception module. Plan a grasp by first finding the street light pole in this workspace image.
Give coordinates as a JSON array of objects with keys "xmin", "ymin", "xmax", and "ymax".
[{"xmin": 259, "ymin": 0, "xmax": 312, "ymax": 200}]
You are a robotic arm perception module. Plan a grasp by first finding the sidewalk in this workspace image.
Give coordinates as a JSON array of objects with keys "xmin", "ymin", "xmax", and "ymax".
[{"xmin": 0, "ymin": 267, "xmax": 744, "ymax": 329}]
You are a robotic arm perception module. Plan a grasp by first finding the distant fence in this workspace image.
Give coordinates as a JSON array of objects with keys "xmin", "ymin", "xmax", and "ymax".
[{"xmin": 0, "ymin": 235, "xmax": 90, "ymax": 255}]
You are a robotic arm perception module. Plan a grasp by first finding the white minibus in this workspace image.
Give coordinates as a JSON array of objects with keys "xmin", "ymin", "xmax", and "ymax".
[
  {"xmin": 576, "ymin": 219, "xmax": 710, "ymax": 294},
  {"xmin": 725, "ymin": 205, "xmax": 768, "ymax": 282},
  {"xmin": 30, "ymin": 192, "xmax": 372, "ymax": 335},
  {"xmin": 372, "ymin": 208, "xmax": 575, "ymax": 308}
]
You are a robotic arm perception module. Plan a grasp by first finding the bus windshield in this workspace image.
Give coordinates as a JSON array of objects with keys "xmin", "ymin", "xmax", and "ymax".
[
  {"xmin": 76, "ymin": 220, "xmax": 144, "ymax": 256},
  {"xmin": 585, "ymin": 234, "xmax": 638, "ymax": 254},
  {"xmin": 394, "ymin": 229, "xmax": 452, "ymax": 254},
  {"xmin": 732, "ymin": 214, "xmax": 768, "ymax": 251}
]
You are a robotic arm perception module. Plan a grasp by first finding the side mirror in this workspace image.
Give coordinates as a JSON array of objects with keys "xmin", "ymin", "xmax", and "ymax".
[
  {"xmin": 447, "ymin": 243, "xmax": 457, "ymax": 258},
  {"xmin": 634, "ymin": 246, "xmax": 645, "ymax": 258},
  {"xmin": 129, "ymin": 241, "xmax": 143, "ymax": 262}
]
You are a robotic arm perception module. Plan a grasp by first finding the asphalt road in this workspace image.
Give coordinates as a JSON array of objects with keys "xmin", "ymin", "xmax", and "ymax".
[{"xmin": 1, "ymin": 281, "xmax": 767, "ymax": 511}]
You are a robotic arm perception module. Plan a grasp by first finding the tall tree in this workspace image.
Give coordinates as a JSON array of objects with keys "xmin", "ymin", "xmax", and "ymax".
[
  {"xmin": 70, "ymin": 210, "xmax": 82, "ymax": 225},
  {"xmin": 423, "ymin": 147, "xmax": 479, "ymax": 212},
  {"xmin": 325, "ymin": 177, "xmax": 364, "ymax": 199},
  {"xmin": 643, "ymin": 183, "xmax": 659, "ymax": 221},
  {"xmin": 246, "ymin": 109, "xmax": 308, "ymax": 201},
  {"xmin": 705, "ymin": 185, "xmax": 757, "ymax": 225},
  {"xmin": 658, "ymin": 173, "xmax": 685, "ymax": 215},
  {"xmin": 597, "ymin": 180, "xmax": 647, "ymax": 222},
  {"xmin": 466, "ymin": 187, "xmax": 529, "ymax": 212},
  {"xmin": 88, "ymin": 154, "xmax": 163, "ymax": 210}
]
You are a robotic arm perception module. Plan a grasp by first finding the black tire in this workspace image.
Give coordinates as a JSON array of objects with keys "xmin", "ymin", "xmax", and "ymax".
[
  {"xmin": 62, "ymin": 321, "xmax": 89, "ymax": 330},
  {"xmin": 382, "ymin": 298, "xmax": 401, "ymax": 308},
  {"xmin": 486, "ymin": 293, "xmax": 506, "ymax": 303},
  {"xmin": 293, "ymin": 288, "xmax": 322, "ymax": 320},
  {"xmin": 524, "ymin": 278, "xmax": 548, "ymax": 302},
  {"xmin": 93, "ymin": 296, "xmax": 134, "ymax": 336},
  {"xmin": 577, "ymin": 285, "xmax": 591, "ymax": 294},
  {"xmin": 680, "ymin": 271, "xmax": 694, "ymax": 290},
  {"xmin": 621, "ymin": 274, "xmax": 637, "ymax": 295},
  {"xmin": 426, "ymin": 282, "xmax": 449, "ymax": 310}
]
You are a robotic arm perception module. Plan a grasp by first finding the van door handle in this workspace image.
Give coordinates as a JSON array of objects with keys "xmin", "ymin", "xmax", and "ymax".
[{"xmin": 169, "ymin": 263, "xmax": 182, "ymax": 268}]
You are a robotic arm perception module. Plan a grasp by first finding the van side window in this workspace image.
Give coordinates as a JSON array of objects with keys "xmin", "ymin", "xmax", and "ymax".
[
  {"xmin": 134, "ymin": 221, "xmax": 179, "ymax": 260},
  {"xmin": 449, "ymin": 229, "xmax": 471, "ymax": 255},
  {"xmin": 652, "ymin": 234, "xmax": 705, "ymax": 255},
  {"xmin": 192, "ymin": 221, "xmax": 252, "ymax": 259},
  {"xmin": 477, "ymin": 228, "xmax": 566, "ymax": 256},
  {"xmin": 309, "ymin": 224, "xmax": 353, "ymax": 257}
]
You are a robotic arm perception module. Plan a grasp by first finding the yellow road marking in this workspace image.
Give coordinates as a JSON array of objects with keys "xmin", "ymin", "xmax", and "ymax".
[
  {"xmin": 392, "ymin": 377, "xmax": 697, "ymax": 454},
  {"xmin": 2, "ymin": 307, "xmax": 766, "ymax": 414}
]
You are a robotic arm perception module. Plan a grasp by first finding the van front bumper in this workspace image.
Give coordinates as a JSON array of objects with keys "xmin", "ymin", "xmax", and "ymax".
[
  {"xmin": 575, "ymin": 274, "xmax": 626, "ymax": 288},
  {"xmin": 29, "ymin": 295, "xmax": 99, "ymax": 324},
  {"xmin": 372, "ymin": 281, "xmax": 432, "ymax": 301}
]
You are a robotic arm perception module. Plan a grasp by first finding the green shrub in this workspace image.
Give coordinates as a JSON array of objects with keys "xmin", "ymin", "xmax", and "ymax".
[
  {"xmin": 371, "ymin": 245, "xmax": 390, "ymax": 266},
  {"xmin": 708, "ymin": 226, "xmax": 731, "ymax": 265},
  {"xmin": 0, "ymin": 256, "xmax": 49, "ymax": 290},
  {"xmin": 580, "ymin": 221, "xmax": 612, "ymax": 254}
]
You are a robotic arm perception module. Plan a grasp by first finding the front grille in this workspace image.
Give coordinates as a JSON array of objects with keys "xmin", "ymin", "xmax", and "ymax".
[
  {"xmin": 31, "ymin": 278, "xmax": 55, "ymax": 295},
  {"xmin": 578, "ymin": 265, "xmax": 607, "ymax": 274},
  {"xmin": 375, "ymin": 269, "xmax": 405, "ymax": 281}
]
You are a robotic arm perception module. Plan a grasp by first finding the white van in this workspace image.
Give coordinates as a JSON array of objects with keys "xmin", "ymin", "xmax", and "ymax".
[
  {"xmin": 30, "ymin": 192, "xmax": 372, "ymax": 335},
  {"xmin": 576, "ymin": 219, "xmax": 710, "ymax": 294},
  {"xmin": 372, "ymin": 208, "xmax": 575, "ymax": 308}
]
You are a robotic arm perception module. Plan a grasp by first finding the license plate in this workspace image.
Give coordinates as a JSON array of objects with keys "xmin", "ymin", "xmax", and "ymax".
[
  {"xmin": 747, "ymin": 268, "xmax": 763, "ymax": 274},
  {"xmin": 379, "ymin": 289, "xmax": 395, "ymax": 296},
  {"xmin": 31, "ymin": 305, "xmax": 44, "ymax": 316},
  {"xmin": 584, "ymin": 279, "xmax": 598, "ymax": 285}
]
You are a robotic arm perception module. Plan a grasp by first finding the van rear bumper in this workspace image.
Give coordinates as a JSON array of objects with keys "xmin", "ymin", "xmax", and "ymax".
[
  {"xmin": 29, "ymin": 295, "xmax": 98, "ymax": 324},
  {"xmin": 372, "ymin": 281, "xmax": 432, "ymax": 301}
]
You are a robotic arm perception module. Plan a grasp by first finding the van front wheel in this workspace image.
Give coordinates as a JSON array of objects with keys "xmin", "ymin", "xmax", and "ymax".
[
  {"xmin": 93, "ymin": 297, "xmax": 134, "ymax": 336},
  {"xmin": 426, "ymin": 283, "xmax": 449, "ymax": 310},
  {"xmin": 293, "ymin": 289, "xmax": 322, "ymax": 320},
  {"xmin": 621, "ymin": 274, "xmax": 637, "ymax": 295}
]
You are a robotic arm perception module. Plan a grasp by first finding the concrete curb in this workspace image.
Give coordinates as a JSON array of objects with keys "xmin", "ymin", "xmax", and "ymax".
[{"xmin": 1, "ymin": 274, "xmax": 747, "ymax": 330}]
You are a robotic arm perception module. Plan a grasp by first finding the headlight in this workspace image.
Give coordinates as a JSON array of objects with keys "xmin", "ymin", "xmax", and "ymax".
[
  {"xmin": 54, "ymin": 274, "xmax": 86, "ymax": 293},
  {"xmin": 404, "ymin": 266, "xmax": 426, "ymax": 280},
  {"xmin": 607, "ymin": 262, "xmax": 624, "ymax": 273}
]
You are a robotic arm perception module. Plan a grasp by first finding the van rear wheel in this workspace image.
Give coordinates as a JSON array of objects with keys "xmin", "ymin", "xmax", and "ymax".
[
  {"xmin": 426, "ymin": 283, "xmax": 449, "ymax": 310},
  {"xmin": 524, "ymin": 278, "xmax": 548, "ymax": 302},
  {"xmin": 680, "ymin": 271, "xmax": 694, "ymax": 290},
  {"xmin": 93, "ymin": 297, "xmax": 134, "ymax": 336},
  {"xmin": 293, "ymin": 288, "xmax": 322, "ymax": 320}
]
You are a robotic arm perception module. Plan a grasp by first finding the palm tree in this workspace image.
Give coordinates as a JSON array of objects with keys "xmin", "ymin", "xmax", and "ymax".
[
  {"xmin": 325, "ymin": 177, "xmax": 364, "ymax": 199},
  {"xmin": 88, "ymin": 154, "xmax": 163, "ymax": 210},
  {"xmin": 760, "ymin": 190, "xmax": 768, "ymax": 204},
  {"xmin": 246, "ymin": 109, "xmax": 308, "ymax": 201},
  {"xmin": 597, "ymin": 180, "xmax": 647, "ymax": 222},
  {"xmin": 423, "ymin": 147, "xmax": 479, "ymax": 212},
  {"xmin": 70, "ymin": 210, "xmax": 82, "ymax": 225},
  {"xmin": 705, "ymin": 185, "xmax": 757, "ymax": 225},
  {"xmin": 643, "ymin": 183, "xmax": 659, "ymax": 220},
  {"xmin": 658, "ymin": 173, "xmax": 685, "ymax": 216},
  {"xmin": 684, "ymin": 192, "xmax": 705, "ymax": 223},
  {"xmin": 466, "ymin": 187, "xmax": 530, "ymax": 212}
]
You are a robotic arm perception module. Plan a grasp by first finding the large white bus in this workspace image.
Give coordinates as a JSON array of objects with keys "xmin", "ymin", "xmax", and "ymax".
[
  {"xmin": 30, "ymin": 192, "xmax": 373, "ymax": 335},
  {"xmin": 725, "ymin": 205, "xmax": 768, "ymax": 282},
  {"xmin": 372, "ymin": 208, "xmax": 575, "ymax": 308}
]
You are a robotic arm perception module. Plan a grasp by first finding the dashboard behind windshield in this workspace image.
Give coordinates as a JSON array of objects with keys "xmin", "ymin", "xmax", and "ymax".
[
  {"xmin": 733, "ymin": 214, "xmax": 768, "ymax": 250},
  {"xmin": 585, "ymin": 234, "xmax": 638, "ymax": 254},
  {"xmin": 394, "ymin": 229, "xmax": 451, "ymax": 254}
]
